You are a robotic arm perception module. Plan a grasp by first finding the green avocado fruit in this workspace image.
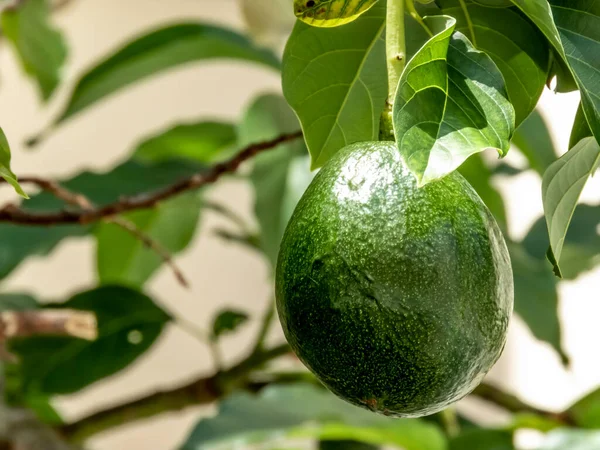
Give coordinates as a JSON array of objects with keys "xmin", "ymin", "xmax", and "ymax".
[{"xmin": 276, "ymin": 141, "xmax": 513, "ymax": 417}]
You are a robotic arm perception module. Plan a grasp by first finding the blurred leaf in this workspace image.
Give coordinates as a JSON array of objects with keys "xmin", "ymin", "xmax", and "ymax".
[
  {"xmin": 459, "ymin": 153, "xmax": 507, "ymax": 231},
  {"xmin": 538, "ymin": 429, "xmax": 600, "ymax": 450},
  {"xmin": 512, "ymin": 109, "xmax": 558, "ymax": 176},
  {"xmin": 180, "ymin": 384, "xmax": 446, "ymax": 450},
  {"xmin": 542, "ymin": 137, "xmax": 600, "ymax": 277},
  {"xmin": 241, "ymin": 94, "xmax": 313, "ymax": 267},
  {"xmin": 96, "ymin": 191, "xmax": 203, "ymax": 288},
  {"xmin": 449, "ymin": 429, "xmax": 514, "ymax": 450},
  {"xmin": 570, "ymin": 103, "xmax": 593, "ymax": 150},
  {"xmin": 1, "ymin": 0, "xmax": 67, "ymax": 100},
  {"xmin": 523, "ymin": 205, "xmax": 600, "ymax": 280},
  {"xmin": 436, "ymin": 0, "xmax": 550, "ymax": 125},
  {"xmin": 133, "ymin": 121, "xmax": 238, "ymax": 165},
  {"xmin": 509, "ymin": 243, "xmax": 567, "ymax": 364},
  {"xmin": 212, "ymin": 310, "xmax": 249, "ymax": 339},
  {"xmin": 392, "ymin": 17, "xmax": 515, "ymax": 185},
  {"xmin": 0, "ymin": 158, "xmax": 204, "ymax": 281},
  {"xmin": 0, "ymin": 293, "xmax": 38, "ymax": 311},
  {"xmin": 10, "ymin": 286, "xmax": 170, "ymax": 394},
  {"xmin": 568, "ymin": 387, "xmax": 600, "ymax": 428},
  {"xmin": 53, "ymin": 23, "xmax": 280, "ymax": 125},
  {"xmin": 282, "ymin": 2, "xmax": 387, "ymax": 169},
  {"xmin": 510, "ymin": 413, "xmax": 562, "ymax": 432},
  {"xmin": 0, "ymin": 127, "xmax": 27, "ymax": 198},
  {"xmin": 319, "ymin": 440, "xmax": 378, "ymax": 450}
]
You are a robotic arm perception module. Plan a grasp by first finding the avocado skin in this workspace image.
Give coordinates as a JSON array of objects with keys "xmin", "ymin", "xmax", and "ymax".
[{"xmin": 276, "ymin": 141, "xmax": 513, "ymax": 418}]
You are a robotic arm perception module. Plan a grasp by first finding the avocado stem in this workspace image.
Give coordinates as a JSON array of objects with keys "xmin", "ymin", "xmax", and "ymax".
[{"xmin": 385, "ymin": 0, "xmax": 406, "ymax": 105}]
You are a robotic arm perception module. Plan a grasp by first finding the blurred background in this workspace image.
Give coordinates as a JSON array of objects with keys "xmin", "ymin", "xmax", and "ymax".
[{"xmin": 0, "ymin": 0, "xmax": 597, "ymax": 449}]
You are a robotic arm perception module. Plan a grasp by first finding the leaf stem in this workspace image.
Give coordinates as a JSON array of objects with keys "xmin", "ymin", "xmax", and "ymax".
[
  {"xmin": 458, "ymin": 0, "xmax": 476, "ymax": 46},
  {"xmin": 386, "ymin": 0, "xmax": 407, "ymax": 104},
  {"xmin": 406, "ymin": 0, "xmax": 432, "ymax": 37}
]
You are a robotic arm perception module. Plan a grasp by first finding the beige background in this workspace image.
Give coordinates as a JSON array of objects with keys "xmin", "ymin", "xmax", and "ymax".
[{"xmin": 0, "ymin": 0, "xmax": 598, "ymax": 449}]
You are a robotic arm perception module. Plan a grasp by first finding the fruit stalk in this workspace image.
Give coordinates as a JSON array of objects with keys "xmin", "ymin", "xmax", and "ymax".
[{"xmin": 385, "ymin": 0, "xmax": 406, "ymax": 104}]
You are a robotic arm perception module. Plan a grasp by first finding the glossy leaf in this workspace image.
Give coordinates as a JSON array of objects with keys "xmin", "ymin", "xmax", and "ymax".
[
  {"xmin": 10, "ymin": 286, "xmax": 170, "ymax": 394},
  {"xmin": 282, "ymin": 2, "xmax": 387, "ymax": 169},
  {"xmin": 510, "ymin": 1, "xmax": 600, "ymax": 146},
  {"xmin": 0, "ymin": 128, "xmax": 27, "ymax": 198},
  {"xmin": 569, "ymin": 103, "xmax": 593, "ymax": 149},
  {"xmin": 511, "ymin": 109, "xmax": 558, "ymax": 176},
  {"xmin": 180, "ymin": 384, "xmax": 445, "ymax": 450},
  {"xmin": 54, "ymin": 23, "xmax": 280, "ymax": 124},
  {"xmin": 437, "ymin": 0, "xmax": 550, "ymax": 125},
  {"xmin": 212, "ymin": 310, "xmax": 249, "ymax": 339},
  {"xmin": 393, "ymin": 16, "xmax": 515, "ymax": 185},
  {"xmin": 241, "ymin": 94, "xmax": 313, "ymax": 267},
  {"xmin": 96, "ymin": 191, "xmax": 203, "ymax": 288},
  {"xmin": 293, "ymin": 0, "xmax": 380, "ymax": 27},
  {"xmin": 133, "ymin": 121, "xmax": 238, "ymax": 165},
  {"xmin": 1, "ymin": 0, "xmax": 67, "ymax": 100},
  {"xmin": 523, "ymin": 205, "xmax": 600, "ymax": 280},
  {"xmin": 509, "ymin": 243, "xmax": 567, "ymax": 364},
  {"xmin": 538, "ymin": 429, "xmax": 600, "ymax": 450},
  {"xmin": 542, "ymin": 137, "xmax": 600, "ymax": 277},
  {"xmin": 568, "ymin": 387, "xmax": 600, "ymax": 428},
  {"xmin": 449, "ymin": 429, "xmax": 514, "ymax": 450}
]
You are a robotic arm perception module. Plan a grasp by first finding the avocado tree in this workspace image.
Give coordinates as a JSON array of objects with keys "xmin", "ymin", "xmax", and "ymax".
[{"xmin": 0, "ymin": 0, "xmax": 598, "ymax": 449}]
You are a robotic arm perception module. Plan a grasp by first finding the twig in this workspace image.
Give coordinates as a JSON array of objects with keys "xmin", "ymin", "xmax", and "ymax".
[
  {"xmin": 60, "ymin": 343, "xmax": 291, "ymax": 443},
  {"xmin": 107, "ymin": 216, "xmax": 190, "ymax": 288},
  {"xmin": 0, "ymin": 309, "xmax": 97, "ymax": 341},
  {"xmin": 0, "ymin": 132, "xmax": 303, "ymax": 226},
  {"xmin": 11, "ymin": 177, "xmax": 191, "ymax": 288}
]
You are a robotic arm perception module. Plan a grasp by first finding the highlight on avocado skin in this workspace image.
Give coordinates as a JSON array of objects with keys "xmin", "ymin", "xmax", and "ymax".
[{"xmin": 293, "ymin": 0, "xmax": 380, "ymax": 27}]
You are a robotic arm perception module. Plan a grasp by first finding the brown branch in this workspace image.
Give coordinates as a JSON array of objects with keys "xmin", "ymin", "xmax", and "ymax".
[
  {"xmin": 0, "ymin": 309, "xmax": 97, "ymax": 341},
  {"xmin": 0, "ymin": 132, "xmax": 303, "ymax": 226},
  {"xmin": 59, "ymin": 343, "xmax": 291, "ymax": 443}
]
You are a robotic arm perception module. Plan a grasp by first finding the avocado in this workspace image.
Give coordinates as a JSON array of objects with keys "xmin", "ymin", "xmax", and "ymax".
[{"xmin": 276, "ymin": 141, "xmax": 513, "ymax": 417}]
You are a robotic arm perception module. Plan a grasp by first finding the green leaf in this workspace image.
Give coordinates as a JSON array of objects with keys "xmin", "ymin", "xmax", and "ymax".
[
  {"xmin": 568, "ymin": 387, "xmax": 600, "ymax": 428},
  {"xmin": 511, "ymin": 109, "xmax": 558, "ymax": 176},
  {"xmin": 319, "ymin": 440, "xmax": 378, "ymax": 450},
  {"xmin": 509, "ymin": 243, "xmax": 567, "ymax": 364},
  {"xmin": 282, "ymin": 2, "xmax": 387, "ymax": 169},
  {"xmin": 0, "ymin": 293, "xmax": 38, "ymax": 311},
  {"xmin": 569, "ymin": 103, "xmax": 593, "ymax": 149},
  {"xmin": 458, "ymin": 153, "xmax": 507, "ymax": 230},
  {"xmin": 96, "ymin": 191, "xmax": 203, "ymax": 288},
  {"xmin": 133, "ymin": 121, "xmax": 238, "ymax": 165},
  {"xmin": 510, "ymin": 1, "xmax": 600, "ymax": 146},
  {"xmin": 212, "ymin": 310, "xmax": 249, "ymax": 339},
  {"xmin": 449, "ymin": 429, "xmax": 514, "ymax": 450},
  {"xmin": 538, "ymin": 429, "xmax": 600, "ymax": 450},
  {"xmin": 53, "ymin": 23, "xmax": 280, "ymax": 125},
  {"xmin": 241, "ymin": 94, "xmax": 313, "ymax": 267},
  {"xmin": 1, "ymin": 0, "xmax": 67, "ymax": 100},
  {"xmin": 472, "ymin": 0, "xmax": 513, "ymax": 6},
  {"xmin": 548, "ymin": 49, "xmax": 578, "ymax": 93},
  {"xmin": 0, "ymin": 128, "xmax": 27, "ymax": 198},
  {"xmin": 542, "ymin": 137, "xmax": 600, "ymax": 277},
  {"xmin": 0, "ymin": 157, "xmax": 204, "ymax": 281},
  {"xmin": 180, "ymin": 384, "xmax": 446, "ymax": 450},
  {"xmin": 392, "ymin": 16, "xmax": 515, "ymax": 185},
  {"xmin": 10, "ymin": 286, "xmax": 170, "ymax": 394},
  {"xmin": 293, "ymin": 0, "xmax": 380, "ymax": 27},
  {"xmin": 437, "ymin": 0, "xmax": 550, "ymax": 125},
  {"xmin": 523, "ymin": 205, "xmax": 600, "ymax": 280}
]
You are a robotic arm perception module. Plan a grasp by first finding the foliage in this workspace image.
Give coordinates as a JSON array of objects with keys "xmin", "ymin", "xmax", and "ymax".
[{"xmin": 0, "ymin": 0, "xmax": 599, "ymax": 449}]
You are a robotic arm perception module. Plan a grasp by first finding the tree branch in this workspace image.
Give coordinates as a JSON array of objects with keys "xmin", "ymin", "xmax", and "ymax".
[
  {"xmin": 0, "ymin": 132, "xmax": 303, "ymax": 226},
  {"xmin": 0, "ymin": 310, "xmax": 97, "ymax": 341}
]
